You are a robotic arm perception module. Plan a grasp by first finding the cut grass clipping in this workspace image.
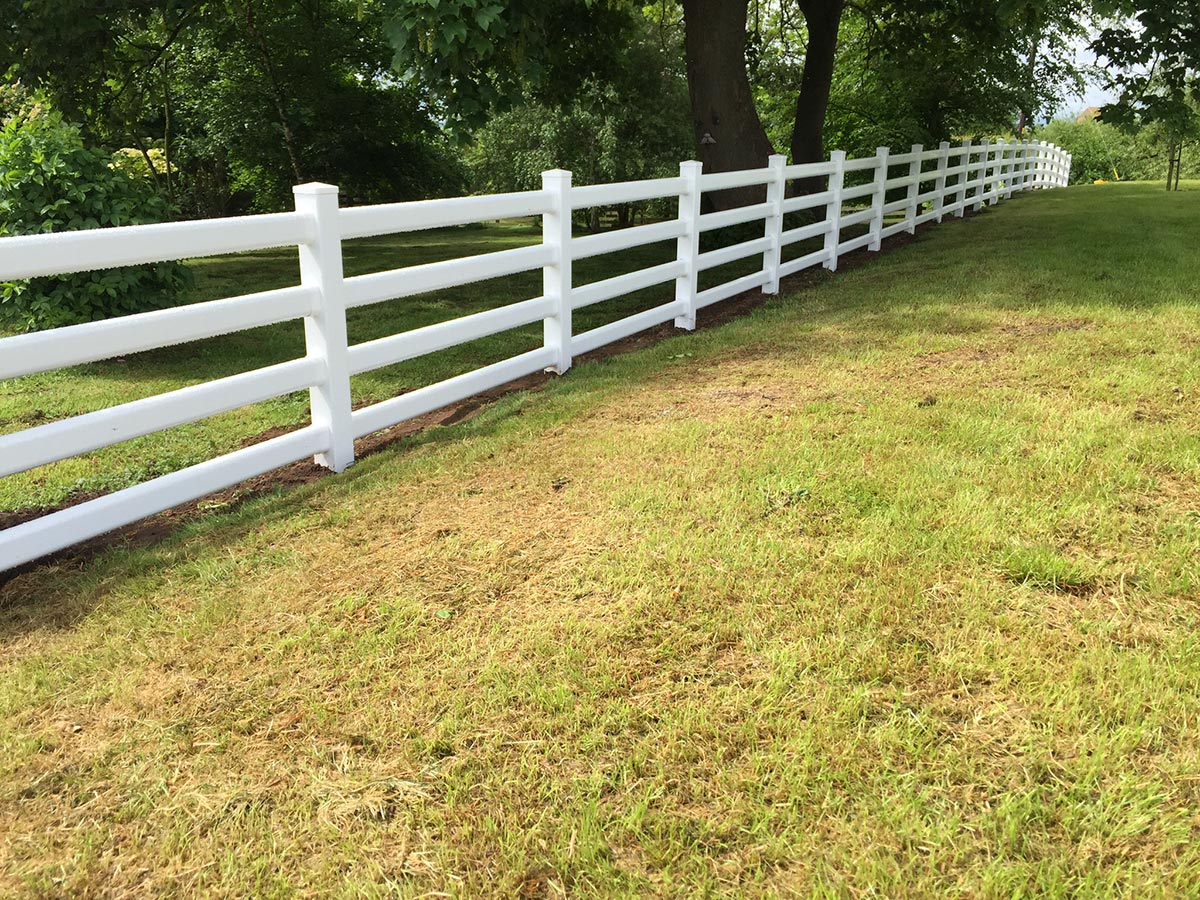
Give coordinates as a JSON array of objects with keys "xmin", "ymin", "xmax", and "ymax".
[{"xmin": 2, "ymin": 181, "xmax": 1199, "ymax": 897}]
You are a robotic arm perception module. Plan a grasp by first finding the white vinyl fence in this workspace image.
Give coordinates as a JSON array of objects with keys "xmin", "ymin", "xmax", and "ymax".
[{"xmin": 0, "ymin": 139, "xmax": 1071, "ymax": 570}]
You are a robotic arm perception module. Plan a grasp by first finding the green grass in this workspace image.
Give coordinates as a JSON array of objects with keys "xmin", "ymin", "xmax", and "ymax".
[{"xmin": 2, "ymin": 181, "xmax": 1199, "ymax": 897}]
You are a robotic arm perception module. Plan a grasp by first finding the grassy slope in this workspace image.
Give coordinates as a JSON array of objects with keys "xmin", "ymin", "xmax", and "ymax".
[{"xmin": 2, "ymin": 182, "xmax": 1199, "ymax": 897}]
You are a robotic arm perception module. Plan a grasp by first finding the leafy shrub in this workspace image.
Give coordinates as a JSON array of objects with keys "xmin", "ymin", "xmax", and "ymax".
[
  {"xmin": 1041, "ymin": 112, "xmax": 1200, "ymax": 185},
  {"xmin": 0, "ymin": 106, "xmax": 191, "ymax": 331},
  {"xmin": 466, "ymin": 31, "xmax": 691, "ymax": 231}
]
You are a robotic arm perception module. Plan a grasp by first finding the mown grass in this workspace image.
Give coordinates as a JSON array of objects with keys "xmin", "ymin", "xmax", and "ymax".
[{"xmin": 2, "ymin": 181, "xmax": 1199, "ymax": 898}]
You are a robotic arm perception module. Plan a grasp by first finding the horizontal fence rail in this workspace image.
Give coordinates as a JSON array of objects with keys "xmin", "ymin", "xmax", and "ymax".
[{"xmin": 0, "ymin": 139, "xmax": 1072, "ymax": 571}]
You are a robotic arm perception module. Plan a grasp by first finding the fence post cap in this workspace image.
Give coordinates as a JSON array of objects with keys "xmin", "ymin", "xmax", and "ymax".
[
  {"xmin": 293, "ymin": 182, "xmax": 338, "ymax": 196},
  {"xmin": 767, "ymin": 153, "xmax": 787, "ymax": 165},
  {"xmin": 541, "ymin": 168, "xmax": 572, "ymax": 181}
]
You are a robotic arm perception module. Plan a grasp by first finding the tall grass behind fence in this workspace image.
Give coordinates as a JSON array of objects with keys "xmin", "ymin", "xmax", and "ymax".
[{"xmin": 0, "ymin": 139, "xmax": 1072, "ymax": 570}]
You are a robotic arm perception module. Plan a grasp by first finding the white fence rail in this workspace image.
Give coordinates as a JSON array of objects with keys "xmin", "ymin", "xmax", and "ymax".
[{"xmin": 0, "ymin": 139, "xmax": 1072, "ymax": 570}]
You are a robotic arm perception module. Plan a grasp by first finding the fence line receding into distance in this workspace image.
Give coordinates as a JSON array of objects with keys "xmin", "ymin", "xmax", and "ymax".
[{"xmin": 0, "ymin": 139, "xmax": 1073, "ymax": 570}]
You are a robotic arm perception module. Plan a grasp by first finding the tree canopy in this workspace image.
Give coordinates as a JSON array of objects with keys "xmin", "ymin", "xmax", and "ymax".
[
  {"xmin": 1, "ymin": 0, "xmax": 463, "ymax": 215},
  {"xmin": 383, "ymin": 0, "xmax": 1102, "ymax": 184},
  {"xmin": 0, "ymin": 0, "xmax": 1187, "ymax": 219},
  {"xmin": 1091, "ymin": 2, "xmax": 1200, "ymax": 189}
]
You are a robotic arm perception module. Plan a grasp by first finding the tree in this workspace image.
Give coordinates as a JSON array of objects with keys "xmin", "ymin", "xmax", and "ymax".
[
  {"xmin": 382, "ymin": 0, "xmax": 640, "ymax": 135},
  {"xmin": 790, "ymin": 0, "xmax": 846, "ymax": 165},
  {"xmin": 382, "ymin": 0, "xmax": 844, "ymax": 176},
  {"xmin": 468, "ymin": 32, "xmax": 691, "ymax": 228},
  {"xmin": 1093, "ymin": 2, "xmax": 1200, "ymax": 189},
  {"xmin": 167, "ymin": 1, "xmax": 463, "ymax": 212},
  {"xmin": 677, "ymin": 0, "xmax": 779, "ymax": 178},
  {"xmin": 385, "ymin": 0, "xmax": 1095, "ymax": 188},
  {"xmin": 1, "ymin": 0, "xmax": 463, "ymax": 216}
]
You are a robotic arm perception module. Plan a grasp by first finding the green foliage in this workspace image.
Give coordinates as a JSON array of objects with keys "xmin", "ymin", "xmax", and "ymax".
[
  {"xmin": 1042, "ymin": 111, "xmax": 1200, "ymax": 183},
  {"xmin": 2, "ymin": 0, "xmax": 464, "ymax": 217},
  {"xmin": 1094, "ymin": 2, "xmax": 1200, "ymax": 129},
  {"xmin": 383, "ymin": 0, "xmax": 640, "ymax": 134},
  {"xmin": 168, "ymin": 0, "xmax": 465, "ymax": 214},
  {"xmin": 0, "ymin": 107, "xmax": 191, "ymax": 330},
  {"xmin": 1093, "ymin": 2, "xmax": 1200, "ymax": 189},
  {"xmin": 466, "ymin": 32, "xmax": 690, "ymax": 228},
  {"xmin": 753, "ymin": 0, "xmax": 1095, "ymax": 157},
  {"xmin": 1041, "ymin": 116, "xmax": 1136, "ymax": 182}
]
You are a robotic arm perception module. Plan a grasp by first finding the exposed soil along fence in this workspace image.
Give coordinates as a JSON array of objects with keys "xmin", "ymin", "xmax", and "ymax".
[{"xmin": 0, "ymin": 139, "xmax": 1071, "ymax": 570}]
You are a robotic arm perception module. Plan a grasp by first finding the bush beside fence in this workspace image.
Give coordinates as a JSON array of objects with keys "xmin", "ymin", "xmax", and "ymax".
[{"xmin": 0, "ymin": 139, "xmax": 1072, "ymax": 571}]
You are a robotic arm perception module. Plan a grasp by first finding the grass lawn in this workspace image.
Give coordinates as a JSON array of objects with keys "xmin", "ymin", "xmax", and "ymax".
[{"xmin": 2, "ymin": 181, "xmax": 1199, "ymax": 897}]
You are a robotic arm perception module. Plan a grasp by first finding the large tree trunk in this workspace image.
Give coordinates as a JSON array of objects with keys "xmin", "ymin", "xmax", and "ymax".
[
  {"xmin": 680, "ymin": 0, "xmax": 776, "ymax": 207},
  {"xmin": 789, "ymin": 0, "xmax": 844, "ymax": 170}
]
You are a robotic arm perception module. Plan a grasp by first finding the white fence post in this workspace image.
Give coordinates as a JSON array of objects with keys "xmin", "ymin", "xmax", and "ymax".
[
  {"xmin": 763, "ymin": 153, "xmax": 787, "ymax": 294},
  {"xmin": 979, "ymin": 142, "xmax": 990, "ymax": 205},
  {"xmin": 869, "ymin": 145, "xmax": 889, "ymax": 251},
  {"xmin": 824, "ymin": 150, "xmax": 846, "ymax": 271},
  {"xmin": 674, "ymin": 160, "xmax": 703, "ymax": 330},
  {"xmin": 293, "ymin": 183, "xmax": 354, "ymax": 473},
  {"xmin": 988, "ymin": 141, "xmax": 998, "ymax": 200},
  {"xmin": 1001, "ymin": 140, "xmax": 1015, "ymax": 199},
  {"xmin": 990, "ymin": 140, "xmax": 1004, "ymax": 205},
  {"xmin": 955, "ymin": 140, "xmax": 972, "ymax": 217},
  {"xmin": 1037, "ymin": 141, "xmax": 1048, "ymax": 188},
  {"xmin": 974, "ymin": 139, "xmax": 989, "ymax": 210},
  {"xmin": 905, "ymin": 143, "xmax": 922, "ymax": 233},
  {"xmin": 541, "ymin": 168, "xmax": 573, "ymax": 374},
  {"xmin": 1021, "ymin": 140, "xmax": 1034, "ymax": 190},
  {"xmin": 934, "ymin": 141, "xmax": 950, "ymax": 222}
]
